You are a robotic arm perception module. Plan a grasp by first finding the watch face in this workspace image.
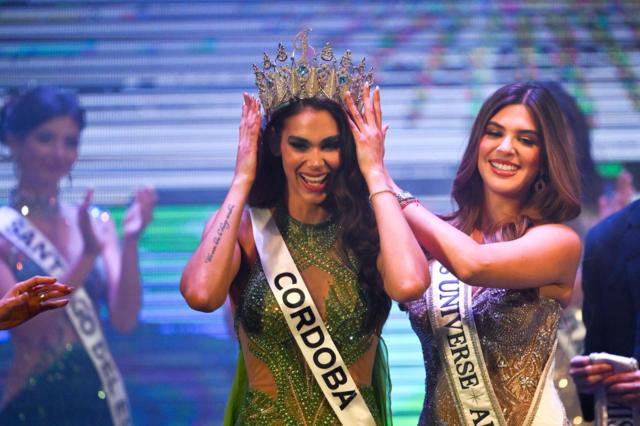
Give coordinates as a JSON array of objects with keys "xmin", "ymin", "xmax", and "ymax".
[{"xmin": 397, "ymin": 191, "xmax": 414, "ymax": 201}]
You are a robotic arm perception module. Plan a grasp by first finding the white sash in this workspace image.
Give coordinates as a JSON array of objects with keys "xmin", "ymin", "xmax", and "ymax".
[
  {"xmin": 249, "ymin": 207, "xmax": 376, "ymax": 426},
  {"xmin": 595, "ymin": 394, "xmax": 638, "ymax": 426},
  {"xmin": 590, "ymin": 353, "xmax": 640, "ymax": 426},
  {"xmin": 0, "ymin": 206, "xmax": 132, "ymax": 426},
  {"xmin": 427, "ymin": 261, "xmax": 506, "ymax": 426}
]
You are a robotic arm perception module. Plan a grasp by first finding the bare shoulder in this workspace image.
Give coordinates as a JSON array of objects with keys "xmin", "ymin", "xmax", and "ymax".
[
  {"xmin": 529, "ymin": 224, "xmax": 582, "ymax": 305},
  {"xmin": 525, "ymin": 223, "xmax": 582, "ymax": 252}
]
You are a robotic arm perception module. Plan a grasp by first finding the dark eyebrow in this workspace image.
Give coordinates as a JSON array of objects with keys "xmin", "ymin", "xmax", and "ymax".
[
  {"xmin": 321, "ymin": 135, "xmax": 341, "ymax": 144},
  {"xmin": 487, "ymin": 121, "xmax": 539, "ymax": 137},
  {"xmin": 287, "ymin": 136, "xmax": 309, "ymax": 144},
  {"xmin": 287, "ymin": 135, "xmax": 340, "ymax": 144}
]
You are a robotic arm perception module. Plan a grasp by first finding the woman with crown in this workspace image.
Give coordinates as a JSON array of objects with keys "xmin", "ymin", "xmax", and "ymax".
[
  {"xmin": 181, "ymin": 32, "xmax": 429, "ymax": 425},
  {"xmin": 346, "ymin": 81, "xmax": 582, "ymax": 425},
  {"xmin": 0, "ymin": 86, "xmax": 156, "ymax": 425}
]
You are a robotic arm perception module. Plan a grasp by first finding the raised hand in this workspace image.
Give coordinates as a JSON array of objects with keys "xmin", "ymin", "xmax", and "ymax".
[
  {"xmin": 0, "ymin": 276, "xmax": 73, "ymax": 330},
  {"xmin": 234, "ymin": 93, "xmax": 262, "ymax": 188},
  {"xmin": 344, "ymin": 84, "xmax": 390, "ymax": 186},
  {"xmin": 78, "ymin": 188, "xmax": 105, "ymax": 256},
  {"xmin": 123, "ymin": 186, "xmax": 157, "ymax": 240}
]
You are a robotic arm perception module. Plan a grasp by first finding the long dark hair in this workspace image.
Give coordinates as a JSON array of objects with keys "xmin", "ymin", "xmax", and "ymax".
[
  {"xmin": 242, "ymin": 97, "xmax": 391, "ymax": 335},
  {"xmin": 0, "ymin": 86, "xmax": 85, "ymax": 146},
  {"xmin": 447, "ymin": 82, "xmax": 581, "ymax": 241}
]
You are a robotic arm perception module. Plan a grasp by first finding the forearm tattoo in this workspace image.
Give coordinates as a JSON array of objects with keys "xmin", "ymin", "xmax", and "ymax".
[{"xmin": 205, "ymin": 204, "xmax": 235, "ymax": 263}]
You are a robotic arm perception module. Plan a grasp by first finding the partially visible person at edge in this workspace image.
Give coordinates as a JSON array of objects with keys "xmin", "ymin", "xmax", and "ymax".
[
  {"xmin": 180, "ymin": 37, "xmax": 429, "ymax": 425},
  {"xmin": 0, "ymin": 276, "xmax": 72, "ymax": 330},
  {"xmin": 540, "ymin": 81, "xmax": 637, "ymax": 423},
  {"xmin": 352, "ymin": 82, "xmax": 581, "ymax": 424},
  {"xmin": 540, "ymin": 81, "xmax": 635, "ymax": 237},
  {"xmin": 569, "ymin": 198, "xmax": 640, "ymax": 422},
  {"xmin": 0, "ymin": 86, "xmax": 156, "ymax": 425}
]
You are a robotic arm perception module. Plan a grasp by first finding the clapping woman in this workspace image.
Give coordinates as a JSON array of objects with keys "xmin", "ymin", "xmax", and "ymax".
[{"xmin": 0, "ymin": 86, "xmax": 156, "ymax": 425}]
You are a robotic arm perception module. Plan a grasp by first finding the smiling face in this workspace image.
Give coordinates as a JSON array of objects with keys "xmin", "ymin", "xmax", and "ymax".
[
  {"xmin": 277, "ymin": 107, "xmax": 342, "ymax": 213},
  {"xmin": 9, "ymin": 116, "xmax": 80, "ymax": 187},
  {"xmin": 477, "ymin": 104, "xmax": 542, "ymax": 204}
]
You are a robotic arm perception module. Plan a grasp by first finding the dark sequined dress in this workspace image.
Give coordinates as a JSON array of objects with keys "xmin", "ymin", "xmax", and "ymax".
[{"xmin": 0, "ymin": 252, "xmax": 113, "ymax": 426}]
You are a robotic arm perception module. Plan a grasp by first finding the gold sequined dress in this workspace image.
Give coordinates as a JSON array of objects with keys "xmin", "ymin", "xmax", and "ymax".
[
  {"xmin": 407, "ymin": 286, "xmax": 570, "ymax": 425},
  {"xmin": 225, "ymin": 206, "xmax": 389, "ymax": 425}
]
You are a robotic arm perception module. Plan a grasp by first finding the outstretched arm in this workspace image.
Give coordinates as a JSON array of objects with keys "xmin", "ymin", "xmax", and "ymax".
[
  {"xmin": 391, "ymin": 189, "xmax": 580, "ymax": 303},
  {"xmin": 345, "ymin": 85, "xmax": 429, "ymax": 303},
  {"xmin": 180, "ymin": 93, "xmax": 261, "ymax": 312}
]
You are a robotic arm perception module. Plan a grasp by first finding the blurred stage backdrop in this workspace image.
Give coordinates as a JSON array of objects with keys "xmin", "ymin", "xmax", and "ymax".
[{"xmin": 1, "ymin": 1, "xmax": 639, "ymax": 425}]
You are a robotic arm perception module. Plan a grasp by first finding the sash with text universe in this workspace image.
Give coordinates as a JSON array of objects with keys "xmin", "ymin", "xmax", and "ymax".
[{"xmin": 427, "ymin": 261, "xmax": 506, "ymax": 426}]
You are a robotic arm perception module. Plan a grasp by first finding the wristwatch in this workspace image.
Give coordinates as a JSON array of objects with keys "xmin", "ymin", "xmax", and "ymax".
[{"xmin": 395, "ymin": 190, "xmax": 418, "ymax": 209}]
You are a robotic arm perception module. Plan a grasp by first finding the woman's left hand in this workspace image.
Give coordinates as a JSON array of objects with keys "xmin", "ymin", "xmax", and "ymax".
[
  {"xmin": 344, "ymin": 84, "xmax": 390, "ymax": 186},
  {"xmin": 123, "ymin": 186, "xmax": 157, "ymax": 240},
  {"xmin": 0, "ymin": 276, "xmax": 73, "ymax": 330}
]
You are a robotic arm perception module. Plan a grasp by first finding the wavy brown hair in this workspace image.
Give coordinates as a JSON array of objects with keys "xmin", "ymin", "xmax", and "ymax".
[
  {"xmin": 446, "ymin": 82, "xmax": 581, "ymax": 242},
  {"xmin": 238, "ymin": 97, "xmax": 390, "ymax": 335}
]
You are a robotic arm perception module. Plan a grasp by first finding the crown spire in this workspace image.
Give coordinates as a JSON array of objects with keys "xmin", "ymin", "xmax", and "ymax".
[{"xmin": 253, "ymin": 30, "xmax": 373, "ymax": 118}]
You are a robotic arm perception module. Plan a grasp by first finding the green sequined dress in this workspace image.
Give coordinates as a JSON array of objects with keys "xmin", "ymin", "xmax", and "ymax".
[{"xmin": 224, "ymin": 206, "xmax": 391, "ymax": 425}]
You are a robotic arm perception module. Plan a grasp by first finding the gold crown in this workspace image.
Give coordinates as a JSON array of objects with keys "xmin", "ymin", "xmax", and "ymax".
[{"xmin": 253, "ymin": 30, "xmax": 373, "ymax": 118}]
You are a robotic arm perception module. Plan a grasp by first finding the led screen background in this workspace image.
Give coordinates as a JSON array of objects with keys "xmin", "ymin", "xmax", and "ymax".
[{"xmin": 1, "ymin": 1, "xmax": 639, "ymax": 424}]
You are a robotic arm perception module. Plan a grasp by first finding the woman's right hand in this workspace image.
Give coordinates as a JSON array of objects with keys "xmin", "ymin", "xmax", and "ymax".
[{"xmin": 233, "ymin": 93, "xmax": 262, "ymax": 189}]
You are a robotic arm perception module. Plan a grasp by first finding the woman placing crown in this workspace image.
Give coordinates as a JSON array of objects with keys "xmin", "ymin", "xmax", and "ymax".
[
  {"xmin": 180, "ymin": 32, "xmax": 429, "ymax": 425},
  {"xmin": 346, "ymin": 82, "xmax": 582, "ymax": 425}
]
